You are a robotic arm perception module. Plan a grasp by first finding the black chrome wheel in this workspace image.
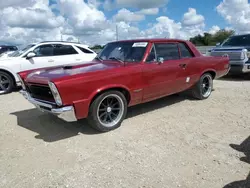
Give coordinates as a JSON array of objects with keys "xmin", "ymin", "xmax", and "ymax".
[
  {"xmin": 191, "ymin": 73, "xmax": 213, "ymax": 100},
  {"xmin": 201, "ymin": 74, "xmax": 212, "ymax": 98},
  {"xmin": 87, "ymin": 90, "xmax": 127, "ymax": 132},
  {"xmin": 97, "ymin": 94, "xmax": 124, "ymax": 128}
]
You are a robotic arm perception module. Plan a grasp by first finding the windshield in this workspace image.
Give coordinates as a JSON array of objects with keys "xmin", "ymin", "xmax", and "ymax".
[
  {"xmin": 97, "ymin": 41, "xmax": 148, "ymax": 62},
  {"xmin": 10, "ymin": 44, "xmax": 35, "ymax": 57},
  {"xmin": 221, "ymin": 35, "xmax": 250, "ymax": 47}
]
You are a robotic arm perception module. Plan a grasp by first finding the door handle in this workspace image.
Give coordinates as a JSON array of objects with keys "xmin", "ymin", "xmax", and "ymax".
[
  {"xmin": 76, "ymin": 59, "xmax": 81, "ymax": 61},
  {"xmin": 179, "ymin": 63, "xmax": 187, "ymax": 69},
  {"xmin": 48, "ymin": 59, "xmax": 54, "ymax": 62}
]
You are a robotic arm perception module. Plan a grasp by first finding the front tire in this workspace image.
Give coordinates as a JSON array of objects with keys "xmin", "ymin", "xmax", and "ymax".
[
  {"xmin": 191, "ymin": 73, "xmax": 213, "ymax": 100},
  {"xmin": 0, "ymin": 71, "xmax": 15, "ymax": 95},
  {"xmin": 87, "ymin": 90, "xmax": 128, "ymax": 132}
]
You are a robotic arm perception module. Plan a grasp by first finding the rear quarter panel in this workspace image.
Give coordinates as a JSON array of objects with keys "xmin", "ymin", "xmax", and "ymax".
[{"xmin": 187, "ymin": 56, "xmax": 229, "ymax": 85}]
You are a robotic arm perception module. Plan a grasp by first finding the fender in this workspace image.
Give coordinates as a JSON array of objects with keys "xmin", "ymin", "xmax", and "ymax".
[
  {"xmin": 200, "ymin": 68, "xmax": 216, "ymax": 78},
  {"xmin": 0, "ymin": 66, "xmax": 20, "ymax": 83},
  {"xmin": 87, "ymin": 84, "xmax": 132, "ymax": 105}
]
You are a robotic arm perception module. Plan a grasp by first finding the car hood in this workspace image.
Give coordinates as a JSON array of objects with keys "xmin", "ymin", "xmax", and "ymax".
[
  {"xmin": 0, "ymin": 56, "xmax": 19, "ymax": 60},
  {"xmin": 24, "ymin": 61, "xmax": 123, "ymax": 84}
]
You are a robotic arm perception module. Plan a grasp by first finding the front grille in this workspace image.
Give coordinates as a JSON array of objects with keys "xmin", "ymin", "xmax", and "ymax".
[
  {"xmin": 26, "ymin": 84, "xmax": 55, "ymax": 103},
  {"xmin": 210, "ymin": 51, "xmax": 243, "ymax": 60}
]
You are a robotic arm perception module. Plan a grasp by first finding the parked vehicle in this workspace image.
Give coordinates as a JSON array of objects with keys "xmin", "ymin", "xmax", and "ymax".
[
  {"xmin": 18, "ymin": 39, "xmax": 230, "ymax": 132},
  {"xmin": 0, "ymin": 41, "xmax": 97, "ymax": 94},
  {"xmin": 0, "ymin": 51, "xmax": 16, "ymax": 58},
  {"xmin": 0, "ymin": 45, "xmax": 18, "ymax": 55},
  {"xmin": 210, "ymin": 34, "xmax": 250, "ymax": 75}
]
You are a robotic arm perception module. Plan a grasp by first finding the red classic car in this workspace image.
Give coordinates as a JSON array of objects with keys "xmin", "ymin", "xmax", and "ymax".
[{"xmin": 18, "ymin": 39, "xmax": 230, "ymax": 132}]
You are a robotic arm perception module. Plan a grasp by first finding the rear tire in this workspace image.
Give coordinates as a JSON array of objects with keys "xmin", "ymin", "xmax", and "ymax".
[
  {"xmin": 191, "ymin": 73, "xmax": 213, "ymax": 100},
  {"xmin": 87, "ymin": 90, "xmax": 127, "ymax": 132},
  {"xmin": 0, "ymin": 71, "xmax": 15, "ymax": 95}
]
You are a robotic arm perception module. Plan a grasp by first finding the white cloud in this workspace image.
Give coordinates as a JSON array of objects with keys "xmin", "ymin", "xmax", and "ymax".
[
  {"xmin": 0, "ymin": 0, "xmax": 64, "ymax": 29},
  {"xmin": 0, "ymin": 0, "xmax": 36, "ymax": 9},
  {"xmin": 143, "ymin": 8, "xmax": 205, "ymax": 40},
  {"xmin": 209, "ymin": 25, "xmax": 220, "ymax": 35},
  {"xmin": 216, "ymin": 0, "xmax": 250, "ymax": 33},
  {"xmin": 144, "ymin": 17, "xmax": 182, "ymax": 38},
  {"xmin": 0, "ymin": 27, "xmax": 65, "ymax": 45},
  {"xmin": 113, "ymin": 9, "xmax": 145, "ymax": 23},
  {"xmin": 57, "ymin": 0, "xmax": 108, "ymax": 35},
  {"xmin": 115, "ymin": 0, "xmax": 168, "ymax": 9},
  {"xmin": 182, "ymin": 8, "xmax": 205, "ymax": 27},
  {"xmin": 137, "ymin": 8, "xmax": 159, "ymax": 15},
  {"xmin": 1, "ymin": 7, "xmax": 64, "ymax": 29}
]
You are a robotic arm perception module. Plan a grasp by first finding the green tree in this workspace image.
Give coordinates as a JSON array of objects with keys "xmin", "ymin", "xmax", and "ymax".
[
  {"xmin": 189, "ymin": 29, "xmax": 235, "ymax": 46},
  {"xmin": 213, "ymin": 29, "xmax": 235, "ymax": 44}
]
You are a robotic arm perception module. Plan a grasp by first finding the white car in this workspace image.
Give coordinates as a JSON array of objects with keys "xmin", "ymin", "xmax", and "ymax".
[
  {"xmin": 0, "ymin": 41, "xmax": 97, "ymax": 94},
  {"xmin": 0, "ymin": 51, "xmax": 16, "ymax": 58}
]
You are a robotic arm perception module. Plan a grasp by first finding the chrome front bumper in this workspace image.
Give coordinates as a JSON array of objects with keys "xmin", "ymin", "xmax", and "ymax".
[{"xmin": 20, "ymin": 90, "xmax": 77, "ymax": 122}]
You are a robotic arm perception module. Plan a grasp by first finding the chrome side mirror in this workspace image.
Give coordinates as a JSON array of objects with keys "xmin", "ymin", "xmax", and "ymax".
[{"xmin": 157, "ymin": 57, "xmax": 164, "ymax": 64}]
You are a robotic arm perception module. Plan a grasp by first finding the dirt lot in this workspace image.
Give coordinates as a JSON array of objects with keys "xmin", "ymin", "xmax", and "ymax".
[{"xmin": 0, "ymin": 77, "xmax": 249, "ymax": 188}]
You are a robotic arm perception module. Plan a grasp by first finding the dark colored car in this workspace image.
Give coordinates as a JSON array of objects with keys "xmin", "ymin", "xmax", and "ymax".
[
  {"xmin": 0, "ymin": 45, "xmax": 18, "ymax": 55},
  {"xmin": 210, "ymin": 34, "xmax": 250, "ymax": 75}
]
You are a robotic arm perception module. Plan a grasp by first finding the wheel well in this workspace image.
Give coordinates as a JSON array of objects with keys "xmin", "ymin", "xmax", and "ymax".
[
  {"xmin": 203, "ymin": 71, "xmax": 216, "ymax": 79},
  {"xmin": 0, "ymin": 69, "xmax": 16, "ymax": 86},
  {"xmin": 90, "ymin": 87, "xmax": 131, "ymax": 105}
]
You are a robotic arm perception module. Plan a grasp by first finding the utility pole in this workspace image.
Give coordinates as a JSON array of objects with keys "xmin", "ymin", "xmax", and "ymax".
[
  {"xmin": 61, "ymin": 34, "xmax": 63, "ymax": 41},
  {"xmin": 116, "ymin": 24, "xmax": 118, "ymax": 41}
]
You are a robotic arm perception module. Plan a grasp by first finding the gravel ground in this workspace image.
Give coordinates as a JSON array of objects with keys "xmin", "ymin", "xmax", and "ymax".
[{"xmin": 0, "ymin": 76, "xmax": 249, "ymax": 188}]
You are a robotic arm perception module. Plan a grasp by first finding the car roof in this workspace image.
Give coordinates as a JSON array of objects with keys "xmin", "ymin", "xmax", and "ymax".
[
  {"xmin": 110, "ymin": 38, "xmax": 188, "ymax": 43},
  {"xmin": 38, "ymin": 41, "xmax": 90, "ymax": 48},
  {"xmin": 231, "ymin": 34, "xmax": 250, "ymax": 37}
]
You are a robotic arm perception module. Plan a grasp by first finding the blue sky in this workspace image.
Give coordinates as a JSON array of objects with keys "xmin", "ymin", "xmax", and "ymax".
[{"xmin": 165, "ymin": 0, "xmax": 227, "ymax": 29}]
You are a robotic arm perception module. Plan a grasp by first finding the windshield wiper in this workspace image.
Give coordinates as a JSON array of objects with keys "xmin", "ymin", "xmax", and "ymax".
[{"xmin": 108, "ymin": 57, "xmax": 124, "ymax": 64}]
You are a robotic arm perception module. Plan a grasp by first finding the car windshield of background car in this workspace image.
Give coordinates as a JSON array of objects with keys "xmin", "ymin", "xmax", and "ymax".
[
  {"xmin": 221, "ymin": 35, "xmax": 250, "ymax": 47},
  {"xmin": 10, "ymin": 44, "xmax": 35, "ymax": 57}
]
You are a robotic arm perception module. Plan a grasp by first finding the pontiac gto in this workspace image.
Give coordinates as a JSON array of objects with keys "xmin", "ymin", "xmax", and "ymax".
[{"xmin": 18, "ymin": 39, "xmax": 230, "ymax": 132}]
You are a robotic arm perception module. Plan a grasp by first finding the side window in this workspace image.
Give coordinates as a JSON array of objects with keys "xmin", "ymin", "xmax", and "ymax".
[
  {"xmin": 53, "ymin": 45, "xmax": 78, "ymax": 56},
  {"xmin": 178, "ymin": 43, "xmax": 194, "ymax": 58},
  {"xmin": 76, "ymin": 46, "xmax": 94, "ymax": 54},
  {"xmin": 33, "ymin": 44, "xmax": 54, "ymax": 57},
  {"xmin": 154, "ymin": 43, "xmax": 180, "ymax": 61},
  {"xmin": 146, "ymin": 45, "xmax": 156, "ymax": 62}
]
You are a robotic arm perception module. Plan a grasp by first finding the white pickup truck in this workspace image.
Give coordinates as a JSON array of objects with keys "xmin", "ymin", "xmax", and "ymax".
[{"xmin": 0, "ymin": 41, "xmax": 97, "ymax": 94}]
